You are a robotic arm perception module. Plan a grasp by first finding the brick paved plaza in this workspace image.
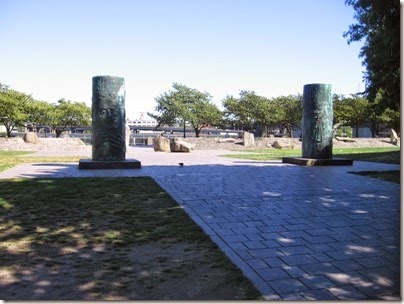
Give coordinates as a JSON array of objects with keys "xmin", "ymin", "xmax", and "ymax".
[{"xmin": 0, "ymin": 146, "xmax": 400, "ymax": 300}]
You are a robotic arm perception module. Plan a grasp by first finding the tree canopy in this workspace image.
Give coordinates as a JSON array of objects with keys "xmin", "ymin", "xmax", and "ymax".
[
  {"xmin": 344, "ymin": 0, "xmax": 400, "ymax": 113},
  {"xmin": 48, "ymin": 99, "xmax": 91, "ymax": 137},
  {"xmin": 150, "ymin": 83, "xmax": 222, "ymax": 137},
  {"xmin": 0, "ymin": 85, "xmax": 32, "ymax": 137},
  {"xmin": 0, "ymin": 84, "xmax": 91, "ymax": 138}
]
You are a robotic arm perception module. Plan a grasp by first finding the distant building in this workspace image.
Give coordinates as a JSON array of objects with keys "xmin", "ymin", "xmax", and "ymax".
[{"xmin": 126, "ymin": 112, "xmax": 157, "ymax": 128}]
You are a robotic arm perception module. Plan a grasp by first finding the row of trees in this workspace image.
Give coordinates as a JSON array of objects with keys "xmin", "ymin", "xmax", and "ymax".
[
  {"xmin": 150, "ymin": 83, "xmax": 399, "ymax": 138},
  {"xmin": 0, "ymin": 84, "xmax": 91, "ymax": 138},
  {"xmin": 1, "ymin": 82, "xmax": 398, "ymax": 140}
]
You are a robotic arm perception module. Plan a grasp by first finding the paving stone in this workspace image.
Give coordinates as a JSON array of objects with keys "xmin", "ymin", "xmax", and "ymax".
[
  {"xmin": 261, "ymin": 240, "xmax": 281, "ymax": 248},
  {"xmin": 354, "ymin": 256, "xmax": 392, "ymax": 268},
  {"xmin": 325, "ymin": 250, "xmax": 357, "ymax": 261},
  {"xmin": 275, "ymin": 237, "xmax": 307, "ymax": 246},
  {"xmin": 332, "ymin": 259, "xmax": 364, "ymax": 272},
  {"xmin": 220, "ymin": 234, "xmax": 249, "ymax": 243},
  {"xmin": 300, "ymin": 289, "xmax": 339, "ymax": 300},
  {"xmin": 215, "ymin": 228, "xmax": 235, "ymax": 236},
  {"xmin": 262, "ymin": 257, "xmax": 286, "ymax": 267},
  {"xmin": 259, "ymin": 225, "xmax": 287, "ymax": 233},
  {"xmin": 280, "ymin": 230, "xmax": 312, "ymax": 239},
  {"xmin": 278, "ymin": 245, "xmax": 313, "ymax": 256},
  {"xmin": 305, "ymin": 228, "xmax": 335, "ymax": 236},
  {"xmin": 231, "ymin": 227, "xmax": 261, "ymax": 235},
  {"xmin": 324, "ymin": 271, "xmax": 368, "ymax": 286},
  {"xmin": 280, "ymin": 254, "xmax": 318, "ymax": 266},
  {"xmin": 243, "ymin": 241, "xmax": 267, "ymax": 249},
  {"xmin": 256, "ymin": 267, "xmax": 291, "ymax": 281},
  {"xmin": 299, "ymin": 275, "xmax": 336, "ymax": 289},
  {"xmin": 281, "ymin": 292, "xmax": 304, "ymax": 300},
  {"xmin": 300, "ymin": 262, "xmax": 340, "ymax": 275},
  {"xmin": 245, "ymin": 233, "xmax": 264, "ymax": 241},
  {"xmin": 281, "ymin": 265, "xmax": 308, "ymax": 278},
  {"xmin": 249, "ymin": 248, "xmax": 284, "ymax": 259},
  {"xmin": 246, "ymin": 258, "xmax": 269, "ymax": 270},
  {"xmin": 311, "ymin": 252, "xmax": 334, "ymax": 263},
  {"xmin": 303, "ymin": 235, "xmax": 336, "ymax": 244},
  {"xmin": 269, "ymin": 278, "xmax": 309, "ymax": 294},
  {"xmin": 327, "ymin": 285, "xmax": 368, "ymax": 300}
]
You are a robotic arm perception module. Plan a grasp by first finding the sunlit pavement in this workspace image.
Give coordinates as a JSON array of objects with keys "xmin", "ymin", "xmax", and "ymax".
[{"xmin": 0, "ymin": 146, "xmax": 400, "ymax": 300}]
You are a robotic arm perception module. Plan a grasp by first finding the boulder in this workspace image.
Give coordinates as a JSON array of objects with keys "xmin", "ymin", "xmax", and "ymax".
[
  {"xmin": 389, "ymin": 129, "xmax": 399, "ymax": 145},
  {"xmin": 271, "ymin": 141, "xmax": 282, "ymax": 149},
  {"xmin": 60, "ymin": 132, "xmax": 70, "ymax": 138},
  {"xmin": 170, "ymin": 138, "xmax": 195, "ymax": 152},
  {"xmin": 153, "ymin": 136, "xmax": 171, "ymax": 152},
  {"xmin": 243, "ymin": 131, "xmax": 255, "ymax": 147},
  {"xmin": 23, "ymin": 132, "xmax": 39, "ymax": 144}
]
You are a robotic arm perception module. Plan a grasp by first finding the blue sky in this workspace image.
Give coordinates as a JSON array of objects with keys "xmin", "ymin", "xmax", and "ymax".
[{"xmin": 1, "ymin": 0, "xmax": 365, "ymax": 118}]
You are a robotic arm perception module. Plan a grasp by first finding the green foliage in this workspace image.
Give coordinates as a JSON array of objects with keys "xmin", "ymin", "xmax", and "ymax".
[
  {"xmin": 271, "ymin": 94, "xmax": 302, "ymax": 137},
  {"xmin": 0, "ymin": 84, "xmax": 91, "ymax": 138},
  {"xmin": 222, "ymin": 92, "xmax": 302, "ymax": 137},
  {"xmin": 151, "ymin": 83, "xmax": 222, "ymax": 137},
  {"xmin": 333, "ymin": 93, "xmax": 398, "ymax": 137},
  {"xmin": 0, "ymin": 85, "xmax": 31, "ymax": 137},
  {"xmin": 47, "ymin": 99, "xmax": 91, "ymax": 137},
  {"xmin": 344, "ymin": 0, "xmax": 400, "ymax": 112},
  {"xmin": 25, "ymin": 99, "xmax": 54, "ymax": 126},
  {"xmin": 222, "ymin": 91, "xmax": 271, "ymax": 134}
]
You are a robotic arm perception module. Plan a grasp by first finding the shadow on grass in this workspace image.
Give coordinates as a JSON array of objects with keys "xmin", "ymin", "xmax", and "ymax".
[
  {"xmin": 333, "ymin": 150, "xmax": 400, "ymax": 164},
  {"xmin": 0, "ymin": 177, "xmax": 260, "ymax": 300}
]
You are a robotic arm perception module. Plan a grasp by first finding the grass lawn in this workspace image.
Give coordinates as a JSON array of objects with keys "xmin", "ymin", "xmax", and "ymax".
[
  {"xmin": 224, "ymin": 146, "xmax": 400, "ymax": 163},
  {"xmin": 224, "ymin": 147, "xmax": 400, "ymax": 183},
  {"xmin": 0, "ymin": 177, "xmax": 260, "ymax": 300},
  {"xmin": 0, "ymin": 151, "xmax": 82, "ymax": 172}
]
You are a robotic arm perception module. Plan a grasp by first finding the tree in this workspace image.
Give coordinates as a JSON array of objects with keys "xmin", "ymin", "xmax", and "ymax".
[
  {"xmin": 272, "ymin": 94, "xmax": 302, "ymax": 138},
  {"xmin": 25, "ymin": 99, "xmax": 54, "ymax": 129},
  {"xmin": 0, "ymin": 86, "xmax": 31, "ymax": 137},
  {"xmin": 345, "ymin": 94, "xmax": 369, "ymax": 138},
  {"xmin": 48, "ymin": 99, "xmax": 91, "ymax": 137},
  {"xmin": 344, "ymin": 0, "xmax": 400, "ymax": 112},
  {"xmin": 151, "ymin": 83, "xmax": 222, "ymax": 137},
  {"xmin": 222, "ymin": 90, "xmax": 274, "ymax": 134}
]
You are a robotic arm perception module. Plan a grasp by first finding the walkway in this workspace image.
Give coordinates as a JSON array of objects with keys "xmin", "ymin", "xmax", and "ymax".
[{"xmin": 0, "ymin": 147, "xmax": 400, "ymax": 300}]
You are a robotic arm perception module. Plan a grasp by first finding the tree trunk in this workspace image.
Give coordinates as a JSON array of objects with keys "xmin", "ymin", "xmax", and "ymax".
[
  {"xmin": 194, "ymin": 126, "xmax": 200, "ymax": 138},
  {"xmin": 56, "ymin": 129, "xmax": 63, "ymax": 138}
]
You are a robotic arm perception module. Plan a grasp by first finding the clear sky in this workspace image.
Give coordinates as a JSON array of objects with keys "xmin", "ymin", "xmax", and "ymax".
[{"xmin": 0, "ymin": 0, "xmax": 365, "ymax": 119}]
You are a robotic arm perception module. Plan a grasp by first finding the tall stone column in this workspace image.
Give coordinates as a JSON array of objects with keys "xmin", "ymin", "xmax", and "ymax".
[
  {"xmin": 92, "ymin": 76, "xmax": 126, "ymax": 161},
  {"xmin": 79, "ymin": 75, "xmax": 141, "ymax": 169},
  {"xmin": 302, "ymin": 83, "xmax": 333, "ymax": 159}
]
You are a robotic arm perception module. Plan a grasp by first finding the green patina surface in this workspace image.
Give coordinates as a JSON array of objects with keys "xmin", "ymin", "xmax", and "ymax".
[
  {"xmin": 92, "ymin": 76, "xmax": 126, "ymax": 161},
  {"xmin": 302, "ymin": 83, "xmax": 333, "ymax": 159}
]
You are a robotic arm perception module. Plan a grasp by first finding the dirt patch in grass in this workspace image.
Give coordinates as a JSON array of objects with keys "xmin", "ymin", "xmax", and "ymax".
[{"xmin": 0, "ymin": 177, "xmax": 260, "ymax": 300}]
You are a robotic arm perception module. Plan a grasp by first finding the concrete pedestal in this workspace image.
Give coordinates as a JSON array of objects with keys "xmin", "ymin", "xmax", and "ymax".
[
  {"xmin": 79, "ymin": 158, "xmax": 141, "ymax": 169},
  {"xmin": 282, "ymin": 157, "xmax": 353, "ymax": 166}
]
